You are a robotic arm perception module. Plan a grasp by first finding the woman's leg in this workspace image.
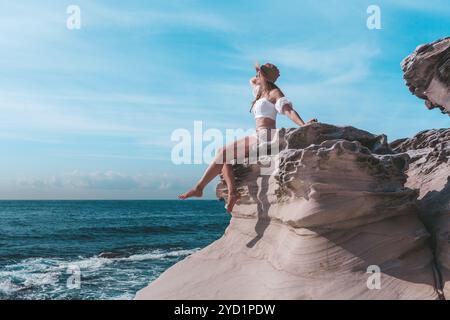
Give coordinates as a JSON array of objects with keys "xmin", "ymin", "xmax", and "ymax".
[
  {"xmin": 222, "ymin": 164, "xmax": 240, "ymax": 212},
  {"xmin": 177, "ymin": 149, "xmax": 224, "ymax": 199},
  {"xmin": 178, "ymin": 135, "xmax": 256, "ymax": 200}
]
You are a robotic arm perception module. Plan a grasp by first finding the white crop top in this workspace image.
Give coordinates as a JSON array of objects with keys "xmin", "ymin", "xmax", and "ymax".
[{"xmin": 251, "ymin": 84, "xmax": 292, "ymax": 120}]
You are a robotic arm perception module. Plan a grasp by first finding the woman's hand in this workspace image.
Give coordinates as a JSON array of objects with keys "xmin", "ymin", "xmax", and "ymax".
[
  {"xmin": 255, "ymin": 60, "xmax": 261, "ymax": 71},
  {"xmin": 306, "ymin": 118, "xmax": 318, "ymax": 124}
]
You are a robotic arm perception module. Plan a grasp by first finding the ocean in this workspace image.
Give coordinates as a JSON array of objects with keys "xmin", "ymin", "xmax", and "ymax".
[{"xmin": 0, "ymin": 200, "xmax": 230, "ymax": 300}]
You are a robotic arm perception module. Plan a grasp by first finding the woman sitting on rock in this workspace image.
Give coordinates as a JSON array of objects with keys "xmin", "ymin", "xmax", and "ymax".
[{"xmin": 178, "ymin": 62, "xmax": 317, "ymax": 212}]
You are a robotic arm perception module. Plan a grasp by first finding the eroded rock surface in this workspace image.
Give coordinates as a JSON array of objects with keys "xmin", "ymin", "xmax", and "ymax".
[
  {"xmin": 136, "ymin": 123, "xmax": 445, "ymax": 300},
  {"xmin": 391, "ymin": 128, "xmax": 450, "ymax": 297},
  {"xmin": 401, "ymin": 37, "xmax": 450, "ymax": 115}
]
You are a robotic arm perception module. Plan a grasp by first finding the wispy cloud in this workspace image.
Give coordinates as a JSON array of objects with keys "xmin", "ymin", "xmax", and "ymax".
[
  {"xmin": 83, "ymin": 1, "xmax": 235, "ymax": 32},
  {"xmin": 16, "ymin": 170, "xmax": 179, "ymax": 191},
  {"xmin": 242, "ymin": 42, "xmax": 380, "ymax": 84},
  {"xmin": 0, "ymin": 98, "xmax": 144, "ymax": 135}
]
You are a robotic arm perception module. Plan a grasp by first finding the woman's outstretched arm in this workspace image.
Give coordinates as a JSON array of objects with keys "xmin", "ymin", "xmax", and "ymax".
[
  {"xmin": 271, "ymin": 89, "xmax": 317, "ymax": 127},
  {"xmin": 284, "ymin": 106, "xmax": 307, "ymax": 126}
]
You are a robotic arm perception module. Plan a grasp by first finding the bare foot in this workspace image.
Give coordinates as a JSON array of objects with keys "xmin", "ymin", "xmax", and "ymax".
[
  {"xmin": 226, "ymin": 191, "xmax": 240, "ymax": 213},
  {"xmin": 178, "ymin": 186, "xmax": 203, "ymax": 200}
]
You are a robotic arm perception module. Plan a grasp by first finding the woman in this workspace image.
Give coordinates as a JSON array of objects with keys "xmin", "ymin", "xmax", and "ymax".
[{"xmin": 178, "ymin": 62, "xmax": 317, "ymax": 212}]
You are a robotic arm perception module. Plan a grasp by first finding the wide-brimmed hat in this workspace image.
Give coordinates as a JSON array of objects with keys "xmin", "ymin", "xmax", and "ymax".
[{"xmin": 255, "ymin": 62, "xmax": 280, "ymax": 83}]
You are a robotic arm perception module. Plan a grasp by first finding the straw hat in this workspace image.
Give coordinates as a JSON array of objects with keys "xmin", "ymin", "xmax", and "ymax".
[{"xmin": 255, "ymin": 62, "xmax": 280, "ymax": 83}]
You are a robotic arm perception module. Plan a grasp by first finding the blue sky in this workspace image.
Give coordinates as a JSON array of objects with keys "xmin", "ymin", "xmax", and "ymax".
[{"xmin": 0, "ymin": 0, "xmax": 449, "ymax": 199}]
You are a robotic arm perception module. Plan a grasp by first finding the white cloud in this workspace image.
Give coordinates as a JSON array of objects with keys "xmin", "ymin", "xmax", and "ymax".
[
  {"xmin": 83, "ymin": 2, "xmax": 234, "ymax": 32},
  {"xmin": 0, "ymin": 98, "xmax": 143, "ymax": 135},
  {"xmin": 16, "ymin": 170, "xmax": 179, "ymax": 191},
  {"xmin": 255, "ymin": 42, "xmax": 380, "ymax": 84},
  {"xmin": 158, "ymin": 173, "xmax": 173, "ymax": 190}
]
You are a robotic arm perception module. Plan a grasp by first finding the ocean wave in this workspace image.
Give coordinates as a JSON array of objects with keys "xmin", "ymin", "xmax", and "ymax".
[
  {"xmin": 0, "ymin": 279, "xmax": 21, "ymax": 295},
  {"xmin": 0, "ymin": 258, "xmax": 64, "ymax": 295},
  {"xmin": 70, "ymin": 256, "xmax": 113, "ymax": 270},
  {"xmin": 117, "ymin": 248, "xmax": 199, "ymax": 262},
  {"xmin": 0, "ymin": 247, "xmax": 199, "ymax": 299}
]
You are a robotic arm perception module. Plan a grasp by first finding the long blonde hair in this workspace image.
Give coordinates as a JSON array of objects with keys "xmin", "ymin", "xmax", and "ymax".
[{"xmin": 250, "ymin": 70, "xmax": 279, "ymax": 112}]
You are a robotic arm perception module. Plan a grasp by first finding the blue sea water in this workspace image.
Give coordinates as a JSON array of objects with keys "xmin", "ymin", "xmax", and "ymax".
[{"xmin": 0, "ymin": 200, "xmax": 230, "ymax": 300}]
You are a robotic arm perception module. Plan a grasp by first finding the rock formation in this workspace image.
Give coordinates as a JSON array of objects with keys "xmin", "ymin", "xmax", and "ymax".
[
  {"xmin": 401, "ymin": 37, "xmax": 450, "ymax": 115},
  {"xmin": 136, "ymin": 123, "xmax": 448, "ymax": 300},
  {"xmin": 391, "ymin": 128, "xmax": 450, "ymax": 298},
  {"xmin": 136, "ymin": 38, "xmax": 450, "ymax": 300}
]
